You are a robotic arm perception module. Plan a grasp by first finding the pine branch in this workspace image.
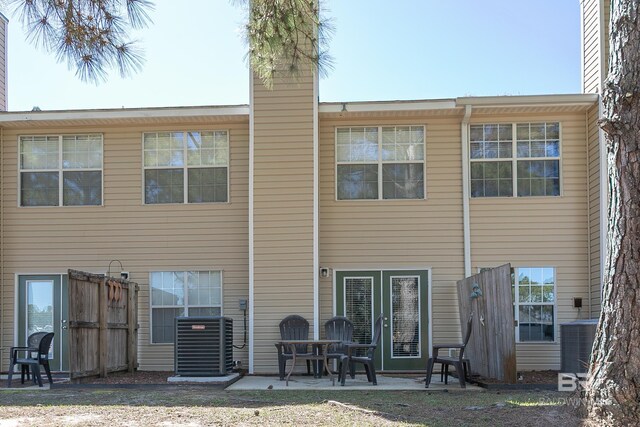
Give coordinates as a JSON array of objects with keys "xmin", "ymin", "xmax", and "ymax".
[{"xmin": 9, "ymin": 0, "xmax": 154, "ymax": 83}]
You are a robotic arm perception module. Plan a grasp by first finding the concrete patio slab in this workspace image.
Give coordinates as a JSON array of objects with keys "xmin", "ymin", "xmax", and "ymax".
[
  {"xmin": 226, "ymin": 374, "xmax": 483, "ymax": 391},
  {"xmin": 167, "ymin": 373, "xmax": 240, "ymax": 384}
]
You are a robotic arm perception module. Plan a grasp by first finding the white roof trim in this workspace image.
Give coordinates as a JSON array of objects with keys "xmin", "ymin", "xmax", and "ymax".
[
  {"xmin": 0, "ymin": 105, "xmax": 250, "ymax": 123},
  {"xmin": 456, "ymin": 94, "xmax": 599, "ymax": 107},
  {"xmin": 319, "ymin": 99, "xmax": 458, "ymax": 113}
]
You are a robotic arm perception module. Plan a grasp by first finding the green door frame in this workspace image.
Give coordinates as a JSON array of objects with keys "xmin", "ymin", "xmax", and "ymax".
[
  {"xmin": 17, "ymin": 274, "xmax": 69, "ymax": 372},
  {"xmin": 334, "ymin": 269, "xmax": 431, "ymax": 372}
]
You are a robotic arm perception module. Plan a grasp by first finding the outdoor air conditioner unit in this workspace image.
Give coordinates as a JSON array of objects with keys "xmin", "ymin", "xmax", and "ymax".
[
  {"xmin": 560, "ymin": 319, "xmax": 597, "ymax": 373},
  {"xmin": 174, "ymin": 316, "xmax": 233, "ymax": 376}
]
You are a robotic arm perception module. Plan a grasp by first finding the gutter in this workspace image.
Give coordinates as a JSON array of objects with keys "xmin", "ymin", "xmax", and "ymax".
[{"xmin": 461, "ymin": 105, "xmax": 472, "ymax": 277}]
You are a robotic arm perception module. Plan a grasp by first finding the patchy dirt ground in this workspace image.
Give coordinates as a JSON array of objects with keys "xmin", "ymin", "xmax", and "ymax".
[
  {"xmin": 0, "ymin": 386, "xmax": 585, "ymax": 427},
  {"xmin": 473, "ymin": 370, "xmax": 559, "ymax": 385}
]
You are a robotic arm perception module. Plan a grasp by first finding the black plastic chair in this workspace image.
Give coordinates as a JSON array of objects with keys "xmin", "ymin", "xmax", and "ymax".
[
  {"xmin": 274, "ymin": 315, "xmax": 312, "ymax": 380},
  {"xmin": 7, "ymin": 332, "xmax": 55, "ymax": 387},
  {"xmin": 324, "ymin": 316, "xmax": 354, "ymax": 373},
  {"xmin": 339, "ymin": 314, "xmax": 383, "ymax": 386},
  {"xmin": 425, "ymin": 313, "xmax": 473, "ymax": 388}
]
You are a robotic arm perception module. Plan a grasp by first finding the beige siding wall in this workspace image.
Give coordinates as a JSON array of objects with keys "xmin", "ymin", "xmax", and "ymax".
[
  {"xmin": 0, "ymin": 120, "xmax": 250, "ymax": 371},
  {"xmin": 582, "ymin": 0, "xmax": 610, "ymax": 94},
  {"xmin": 470, "ymin": 112, "xmax": 589, "ymax": 370},
  {"xmin": 319, "ymin": 114, "xmax": 466, "ymax": 347},
  {"xmin": 587, "ymin": 105, "xmax": 601, "ymax": 316},
  {"xmin": 251, "ymin": 74, "xmax": 316, "ymax": 373},
  {"xmin": 582, "ymin": 0, "xmax": 603, "ymax": 94}
]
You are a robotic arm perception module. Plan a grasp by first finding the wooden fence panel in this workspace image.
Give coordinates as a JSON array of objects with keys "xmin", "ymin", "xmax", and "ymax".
[
  {"xmin": 457, "ymin": 264, "xmax": 517, "ymax": 383},
  {"xmin": 68, "ymin": 270, "xmax": 138, "ymax": 380}
]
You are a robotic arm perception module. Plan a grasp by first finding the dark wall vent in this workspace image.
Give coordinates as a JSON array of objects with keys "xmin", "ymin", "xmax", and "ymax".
[{"xmin": 174, "ymin": 316, "xmax": 233, "ymax": 376}]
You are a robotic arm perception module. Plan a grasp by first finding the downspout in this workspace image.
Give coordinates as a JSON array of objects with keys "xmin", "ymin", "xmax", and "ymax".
[
  {"xmin": 597, "ymin": 0, "xmax": 607, "ymax": 319},
  {"xmin": 461, "ymin": 105, "xmax": 473, "ymax": 277},
  {"xmin": 312, "ymin": 0, "xmax": 320, "ymax": 340},
  {"xmin": 598, "ymin": 98, "xmax": 606, "ymax": 319},
  {"xmin": 585, "ymin": 111, "xmax": 592, "ymax": 319},
  {"xmin": 248, "ymin": 73, "xmax": 255, "ymax": 374},
  {"xmin": 313, "ymin": 70, "xmax": 319, "ymax": 340}
]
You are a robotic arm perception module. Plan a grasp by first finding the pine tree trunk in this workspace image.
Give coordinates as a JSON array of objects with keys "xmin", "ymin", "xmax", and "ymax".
[{"xmin": 586, "ymin": 1, "xmax": 640, "ymax": 425}]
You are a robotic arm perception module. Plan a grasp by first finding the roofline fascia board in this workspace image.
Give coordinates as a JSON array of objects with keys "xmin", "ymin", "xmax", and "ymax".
[
  {"xmin": 0, "ymin": 106, "xmax": 250, "ymax": 123},
  {"xmin": 456, "ymin": 94, "xmax": 599, "ymax": 108},
  {"xmin": 319, "ymin": 100, "xmax": 458, "ymax": 113}
]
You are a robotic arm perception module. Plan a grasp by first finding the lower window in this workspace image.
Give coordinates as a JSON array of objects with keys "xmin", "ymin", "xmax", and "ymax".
[
  {"xmin": 150, "ymin": 271, "xmax": 222, "ymax": 344},
  {"xmin": 513, "ymin": 267, "xmax": 555, "ymax": 342}
]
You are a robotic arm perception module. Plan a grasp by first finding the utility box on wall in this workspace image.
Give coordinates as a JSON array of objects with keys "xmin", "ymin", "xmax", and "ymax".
[{"xmin": 174, "ymin": 316, "xmax": 233, "ymax": 376}]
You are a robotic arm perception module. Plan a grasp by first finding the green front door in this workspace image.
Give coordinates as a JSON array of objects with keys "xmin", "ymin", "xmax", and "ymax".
[
  {"xmin": 335, "ymin": 270, "xmax": 429, "ymax": 371},
  {"xmin": 17, "ymin": 275, "xmax": 69, "ymax": 371}
]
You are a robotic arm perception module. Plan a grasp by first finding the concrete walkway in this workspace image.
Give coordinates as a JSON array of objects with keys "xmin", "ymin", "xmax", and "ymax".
[{"xmin": 227, "ymin": 374, "xmax": 483, "ymax": 391}]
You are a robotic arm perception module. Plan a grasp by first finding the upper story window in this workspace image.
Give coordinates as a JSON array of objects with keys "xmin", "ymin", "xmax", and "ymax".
[
  {"xmin": 143, "ymin": 131, "xmax": 229, "ymax": 204},
  {"xmin": 19, "ymin": 135, "xmax": 103, "ymax": 207},
  {"xmin": 470, "ymin": 122, "xmax": 560, "ymax": 198},
  {"xmin": 336, "ymin": 126, "xmax": 425, "ymax": 200}
]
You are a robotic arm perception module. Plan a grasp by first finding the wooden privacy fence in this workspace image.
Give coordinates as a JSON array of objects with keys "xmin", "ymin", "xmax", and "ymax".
[
  {"xmin": 68, "ymin": 269, "xmax": 139, "ymax": 380},
  {"xmin": 457, "ymin": 264, "xmax": 517, "ymax": 383}
]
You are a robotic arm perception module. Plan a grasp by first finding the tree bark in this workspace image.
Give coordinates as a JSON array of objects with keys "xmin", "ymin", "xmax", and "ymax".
[{"xmin": 586, "ymin": 1, "xmax": 640, "ymax": 425}]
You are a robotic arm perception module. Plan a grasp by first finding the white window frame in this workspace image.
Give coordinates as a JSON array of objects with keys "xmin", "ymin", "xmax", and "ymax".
[
  {"xmin": 469, "ymin": 122, "xmax": 562, "ymax": 198},
  {"xmin": 335, "ymin": 125, "xmax": 426, "ymax": 201},
  {"xmin": 149, "ymin": 270, "xmax": 224, "ymax": 344},
  {"xmin": 18, "ymin": 134, "xmax": 104, "ymax": 207},
  {"xmin": 512, "ymin": 267, "xmax": 557, "ymax": 343},
  {"xmin": 142, "ymin": 130, "xmax": 230, "ymax": 205}
]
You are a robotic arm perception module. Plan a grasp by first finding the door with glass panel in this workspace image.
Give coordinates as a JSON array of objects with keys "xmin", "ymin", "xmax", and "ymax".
[
  {"xmin": 381, "ymin": 270, "xmax": 429, "ymax": 370},
  {"xmin": 17, "ymin": 275, "xmax": 69, "ymax": 371},
  {"xmin": 335, "ymin": 270, "xmax": 429, "ymax": 371}
]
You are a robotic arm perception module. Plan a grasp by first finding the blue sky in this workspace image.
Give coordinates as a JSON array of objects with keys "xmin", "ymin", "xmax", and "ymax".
[{"xmin": 5, "ymin": 0, "xmax": 581, "ymax": 111}]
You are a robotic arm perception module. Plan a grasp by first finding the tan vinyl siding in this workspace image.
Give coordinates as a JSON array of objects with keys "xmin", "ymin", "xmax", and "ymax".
[
  {"xmin": 587, "ymin": 105, "xmax": 601, "ymax": 316},
  {"xmin": 470, "ymin": 112, "xmax": 589, "ymax": 370},
  {"xmin": 251, "ymin": 73, "xmax": 316, "ymax": 373},
  {"xmin": 0, "ymin": 120, "xmax": 250, "ymax": 371},
  {"xmin": 319, "ymin": 113, "xmax": 466, "ymax": 346},
  {"xmin": 582, "ymin": 0, "xmax": 603, "ymax": 94}
]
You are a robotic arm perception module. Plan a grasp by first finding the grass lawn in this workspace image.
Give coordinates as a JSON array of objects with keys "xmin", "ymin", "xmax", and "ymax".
[{"xmin": 0, "ymin": 387, "xmax": 584, "ymax": 426}]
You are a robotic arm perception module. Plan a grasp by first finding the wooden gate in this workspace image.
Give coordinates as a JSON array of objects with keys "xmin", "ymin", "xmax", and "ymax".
[
  {"xmin": 457, "ymin": 264, "xmax": 517, "ymax": 383},
  {"xmin": 67, "ymin": 269, "xmax": 138, "ymax": 380}
]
